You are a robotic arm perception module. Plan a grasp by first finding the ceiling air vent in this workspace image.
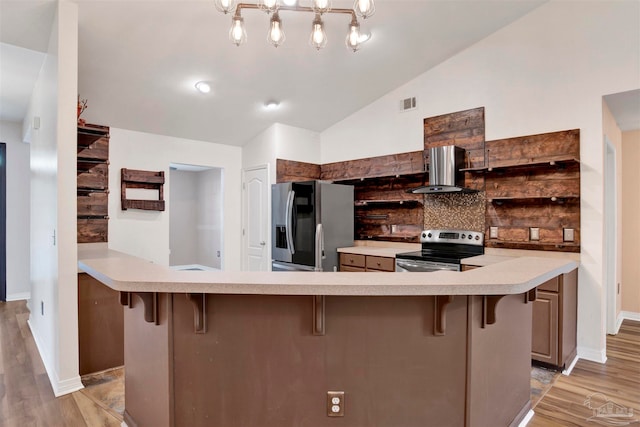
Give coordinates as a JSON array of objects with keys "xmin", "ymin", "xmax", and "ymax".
[{"xmin": 400, "ymin": 97, "xmax": 417, "ymax": 112}]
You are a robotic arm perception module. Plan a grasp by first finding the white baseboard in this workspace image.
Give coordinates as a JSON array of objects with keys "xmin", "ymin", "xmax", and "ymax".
[
  {"xmin": 518, "ymin": 409, "xmax": 535, "ymax": 427},
  {"xmin": 27, "ymin": 319, "xmax": 84, "ymax": 397},
  {"xmin": 562, "ymin": 355, "xmax": 579, "ymax": 376},
  {"xmin": 620, "ymin": 311, "xmax": 640, "ymax": 322},
  {"xmin": 577, "ymin": 346, "xmax": 607, "ymax": 364},
  {"xmin": 615, "ymin": 313, "xmax": 624, "ymax": 334},
  {"xmin": 6, "ymin": 292, "xmax": 31, "ymax": 301}
]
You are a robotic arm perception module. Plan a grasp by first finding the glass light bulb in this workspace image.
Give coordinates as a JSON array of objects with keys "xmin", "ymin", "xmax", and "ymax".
[
  {"xmin": 309, "ymin": 15, "xmax": 327, "ymax": 50},
  {"xmin": 268, "ymin": 13, "xmax": 286, "ymax": 47},
  {"xmin": 346, "ymin": 21, "xmax": 360, "ymax": 52},
  {"xmin": 354, "ymin": 0, "xmax": 375, "ymax": 19},
  {"xmin": 214, "ymin": 0, "xmax": 236, "ymax": 14},
  {"xmin": 312, "ymin": 0, "xmax": 331, "ymax": 13},
  {"xmin": 229, "ymin": 16, "xmax": 247, "ymax": 46}
]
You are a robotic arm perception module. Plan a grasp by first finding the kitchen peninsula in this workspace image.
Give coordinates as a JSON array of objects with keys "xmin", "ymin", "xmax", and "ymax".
[{"xmin": 79, "ymin": 247, "xmax": 577, "ymax": 427}]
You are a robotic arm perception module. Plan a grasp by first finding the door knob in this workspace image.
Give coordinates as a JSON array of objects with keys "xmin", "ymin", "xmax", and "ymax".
[{"xmin": 260, "ymin": 241, "xmax": 266, "ymax": 246}]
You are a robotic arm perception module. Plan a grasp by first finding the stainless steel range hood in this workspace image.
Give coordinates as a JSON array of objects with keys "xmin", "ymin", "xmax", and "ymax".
[{"xmin": 408, "ymin": 145, "xmax": 477, "ymax": 194}]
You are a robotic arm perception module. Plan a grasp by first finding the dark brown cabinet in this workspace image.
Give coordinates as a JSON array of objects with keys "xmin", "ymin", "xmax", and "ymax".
[
  {"xmin": 78, "ymin": 273, "xmax": 124, "ymax": 375},
  {"xmin": 339, "ymin": 253, "xmax": 395, "ymax": 272},
  {"xmin": 531, "ymin": 269, "xmax": 578, "ymax": 370}
]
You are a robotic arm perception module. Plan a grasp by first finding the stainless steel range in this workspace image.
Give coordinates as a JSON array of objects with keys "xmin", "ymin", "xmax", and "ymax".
[{"xmin": 395, "ymin": 229, "xmax": 484, "ymax": 272}]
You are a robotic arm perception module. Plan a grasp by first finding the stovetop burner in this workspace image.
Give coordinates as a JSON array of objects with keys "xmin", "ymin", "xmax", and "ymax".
[{"xmin": 396, "ymin": 229, "xmax": 484, "ymax": 264}]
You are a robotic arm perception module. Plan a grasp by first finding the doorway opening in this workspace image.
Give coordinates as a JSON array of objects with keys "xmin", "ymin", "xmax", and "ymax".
[
  {"xmin": 604, "ymin": 137, "xmax": 618, "ymax": 334},
  {"xmin": 169, "ymin": 163, "xmax": 224, "ymax": 271}
]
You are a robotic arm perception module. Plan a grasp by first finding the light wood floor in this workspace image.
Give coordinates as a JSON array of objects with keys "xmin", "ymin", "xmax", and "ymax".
[{"xmin": 1, "ymin": 300, "xmax": 638, "ymax": 426}]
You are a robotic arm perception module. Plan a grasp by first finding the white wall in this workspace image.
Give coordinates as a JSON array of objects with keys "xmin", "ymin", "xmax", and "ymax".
[
  {"xmin": 109, "ymin": 128, "xmax": 242, "ymax": 270},
  {"xmin": 242, "ymin": 122, "xmax": 321, "ymax": 183},
  {"xmin": 196, "ymin": 168, "xmax": 223, "ymax": 269},
  {"xmin": 0, "ymin": 120, "xmax": 31, "ymax": 301},
  {"xmin": 320, "ymin": 1, "xmax": 640, "ymax": 362},
  {"xmin": 169, "ymin": 170, "xmax": 198, "ymax": 266},
  {"xmin": 23, "ymin": 0, "xmax": 82, "ymax": 396}
]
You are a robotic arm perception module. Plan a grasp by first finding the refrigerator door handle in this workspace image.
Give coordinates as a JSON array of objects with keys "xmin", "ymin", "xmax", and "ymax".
[
  {"xmin": 286, "ymin": 190, "xmax": 295, "ymax": 254},
  {"xmin": 314, "ymin": 223, "xmax": 324, "ymax": 271}
]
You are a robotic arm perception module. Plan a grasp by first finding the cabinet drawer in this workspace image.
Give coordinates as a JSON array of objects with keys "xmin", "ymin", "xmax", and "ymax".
[
  {"xmin": 537, "ymin": 277, "xmax": 559, "ymax": 293},
  {"xmin": 340, "ymin": 265, "xmax": 366, "ymax": 272},
  {"xmin": 366, "ymin": 256, "xmax": 395, "ymax": 272},
  {"xmin": 340, "ymin": 253, "xmax": 365, "ymax": 268}
]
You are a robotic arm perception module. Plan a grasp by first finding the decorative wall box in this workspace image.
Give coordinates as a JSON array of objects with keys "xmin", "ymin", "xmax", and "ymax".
[{"xmin": 121, "ymin": 168, "xmax": 165, "ymax": 211}]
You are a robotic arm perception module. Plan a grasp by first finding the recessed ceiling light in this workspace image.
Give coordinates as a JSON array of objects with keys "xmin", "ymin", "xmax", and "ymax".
[
  {"xmin": 195, "ymin": 81, "xmax": 211, "ymax": 94},
  {"xmin": 264, "ymin": 100, "xmax": 280, "ymax": 110},
  {"xmin": 359, "ymin": 30, "xmax": 372, "ymax": 43}
]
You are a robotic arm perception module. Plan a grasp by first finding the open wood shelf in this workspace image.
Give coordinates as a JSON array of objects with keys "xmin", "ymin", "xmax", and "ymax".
[
  {"xmin": 77, "ymin": 125, "xmax": 109, "ymax": 148},
  {"xmin": 461, "ymin": 155, "xmax": 579, "ymax": 173},
  {"xmin": 356, "ymin": 234, "xmax": 420, "ymax": 243},
  {"xmin": 77, "ymin": 159, "xmax": 109, "ymax": 173},
  {"xmin": 486, "ymin": 239, "xmax": 580, "ymax": 252},
  {"xmin": 334, "ymin": 171, "xmax": 427, "ymax": 185},
  {"xmin": 488, "ymin": 195, "xmax": 579, "ymax": 204},
  {"xmin": 355, "ymin": 199, "xmax": 423, "ymax": 207}
]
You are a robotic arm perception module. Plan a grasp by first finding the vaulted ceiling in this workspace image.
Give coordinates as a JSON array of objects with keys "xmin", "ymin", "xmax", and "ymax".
[{"xmin": 8, "ymin": 0, "xmax": 637, "ymax": 148}]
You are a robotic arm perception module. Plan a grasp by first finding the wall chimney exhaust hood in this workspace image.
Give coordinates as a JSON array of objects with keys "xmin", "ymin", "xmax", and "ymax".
[{"xmin": 408, "ymin": 145, "xmax": 477, "ymax": 194}]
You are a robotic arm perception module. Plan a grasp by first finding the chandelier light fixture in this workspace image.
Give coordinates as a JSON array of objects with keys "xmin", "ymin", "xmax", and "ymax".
[{"xmin": 214, "ymin": 0, "xmax": 375, "ymax": 51}]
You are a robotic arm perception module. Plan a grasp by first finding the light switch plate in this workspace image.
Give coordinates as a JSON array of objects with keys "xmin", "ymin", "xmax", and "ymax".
[
  {"xmin": 563, "ymin": 228, "xmax": 575, "ymax": 242},
  {"xmin": 489, "ymin": 227, "xmax": 498, "ymax": 239},
  {"xmin": 529, "ymin": 227, "xmax": 540, "ymax": 241}
]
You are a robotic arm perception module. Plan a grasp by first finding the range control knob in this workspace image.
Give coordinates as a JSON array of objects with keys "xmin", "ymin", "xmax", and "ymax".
[
  {"xmin": 475, "ymin": 235, "xmax": 480, "ymax": 240},
  {"xmin": 468, "ymin": 234, "xmax": 473, "ymax": 239},
  {"xmin": 422, "ymin": 232, "xmax": 427, "ymax": 238},
  {"xmin": 427, "ymin": 233, "xmax": 432, "ymax": 238},
  {"xmin": 461, "ymin": 234, "xmax": 466, "ymax": 239}
]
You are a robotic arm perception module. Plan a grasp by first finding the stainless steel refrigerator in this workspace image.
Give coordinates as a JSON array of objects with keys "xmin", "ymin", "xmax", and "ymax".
[{"xmin": 272, "ymin": 181, "xmax": 354, "ymax": 272}]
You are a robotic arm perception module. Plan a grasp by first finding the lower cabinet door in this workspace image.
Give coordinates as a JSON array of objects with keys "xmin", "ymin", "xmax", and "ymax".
[{"xmin": 532, "ymin": 291, "xmax": 559, "ymax": 365}]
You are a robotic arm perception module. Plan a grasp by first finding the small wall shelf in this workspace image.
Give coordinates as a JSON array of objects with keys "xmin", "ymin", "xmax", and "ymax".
[
  {"xmin": 77, "ymin": 124, "xmax": 109, "ymax": 149},
  {"xmin": 461, "ymin": 155, "xmax": 579, "ymax": 173},
  {"xmin": 121, "ymin": 168, "xmax": 165, "ymax": 211},
  {"xmin": 485, "ymin": 239, "xmax": 580, "ymax": 252},
  {"xmin": 488, "ymin": 195, "xmax": 579, "ymax": 204},
  {"xmin": 355, "ymin": 199, "xmax": 423, "ymax": 207}
]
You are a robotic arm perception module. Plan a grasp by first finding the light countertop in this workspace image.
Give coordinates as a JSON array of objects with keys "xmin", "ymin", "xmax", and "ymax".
[{"xmin": 78, "ymin": 246, "xmax": 577, "ymax": 297}]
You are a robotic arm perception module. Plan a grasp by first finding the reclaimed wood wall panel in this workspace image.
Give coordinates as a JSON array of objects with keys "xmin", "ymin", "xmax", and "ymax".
[
  {"xmin": 77, "ymin": 192, "xmax": 108, "ymax": 217},
  {"xmin": 485, "ymin": 163, "xmax": 580, "ymax": 200},
  {"xmin": 77, "ymin": 137, "xmax": 109, "ymax": 160},
  {"xmin": 485, "ymin": 129, "xmax": 579, "ymax": 168},
  {"xmin": 276, "ymin": 159, "xmax": 321, "ymax": 183},
  {"xmin": 321, "ymin": 151, "xmax": 425, "ymax": 181},
  {"xmin": 485, "ymin": 199, "xmax": 580, "ymax": 252},
  {"xmin": 424, "ymin": 107, "xmax": 486, "ymax": 171},
  {"xmin": 77, "ymin": 218, "xmax": 108, "ymax": 243},
  {"xmin": 353, "ymin": 174, "xmax": 425, "ymax": 242},
  {"xmin": 78, "ymin": 162, "xmax": 108, "ymax": 190}
]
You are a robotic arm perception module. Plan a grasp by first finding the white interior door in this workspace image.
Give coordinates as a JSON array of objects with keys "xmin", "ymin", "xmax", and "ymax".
[{"xmin": 242, "ymin": 166, "xmax": 269, "ymax": 271}]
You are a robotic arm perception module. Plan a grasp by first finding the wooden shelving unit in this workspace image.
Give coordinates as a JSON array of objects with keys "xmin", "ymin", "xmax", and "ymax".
[
  {"xmin": 77, "ymin": 124, "xmax": 109, "ymax": 243},
  {"xmin": 121, "ymin": 168, "xmax": 165, "ymax": 211},
  {"xmin": 461, "ymin": 155, "xmax": 579, "ymax": 173},
  {"xmin": 488, "ymin": 195, "xmax": 579, "ymax": 204}
]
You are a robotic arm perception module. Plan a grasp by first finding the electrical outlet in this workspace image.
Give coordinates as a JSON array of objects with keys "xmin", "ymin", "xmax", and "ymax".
[
  {"xmin": 489, "ymin": 227, "xmax": 498, "ymax": 239},
  {"xmin": 529, "ymin": 227, "xmax": 540, "ymax": 241},
  {"xmin": 41, "ymin": 301, "xmax": 44, "ymax": 316},
  {"xmin": 563, "ymin": 228, "xmax": 575, "ymax": 242},
  {"xmin": 327, "ymin": 391, "xmax": 344, "ymax": 417},
  {"xmin": 618, "ymin": 283, "xmax": 621, "ymax": 294},
  {"xmin": 217, "ymin": 250, "xmax": 221, "ymax": 258}
]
